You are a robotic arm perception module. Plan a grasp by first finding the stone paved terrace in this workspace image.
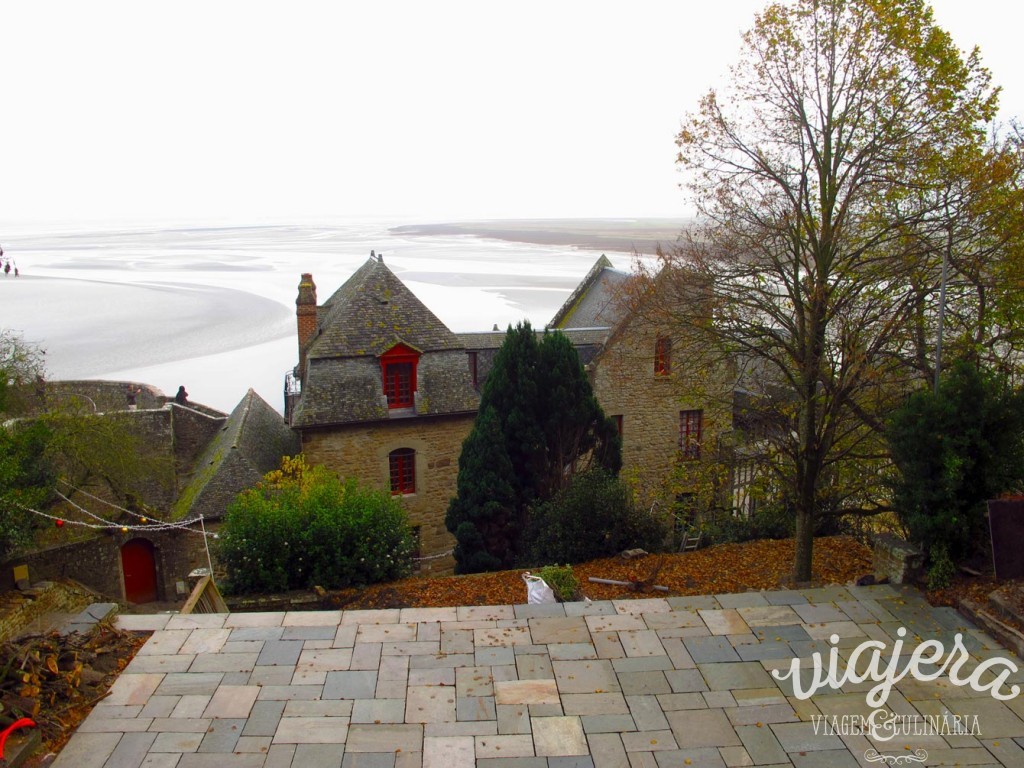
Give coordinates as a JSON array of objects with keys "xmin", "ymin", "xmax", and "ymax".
[{"xmin": 52, "ymin": 584, "xmax": 1024, "ymax": 768}]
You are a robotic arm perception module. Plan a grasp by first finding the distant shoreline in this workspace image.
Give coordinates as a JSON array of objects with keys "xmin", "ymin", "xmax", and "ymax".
[{"xmin": 390, "ymin": 218, "xmax": 689, "ymax": 255}]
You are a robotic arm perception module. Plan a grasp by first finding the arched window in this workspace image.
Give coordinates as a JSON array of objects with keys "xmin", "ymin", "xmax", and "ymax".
[{"xmin": 389, "ymin": 448, "xmax": 416, "ymax": 495}]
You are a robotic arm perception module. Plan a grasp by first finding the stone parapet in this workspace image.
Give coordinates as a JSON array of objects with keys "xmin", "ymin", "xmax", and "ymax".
[{"xmin": 873, "ymin": 532, "xmax": 924, "ymax": 584}]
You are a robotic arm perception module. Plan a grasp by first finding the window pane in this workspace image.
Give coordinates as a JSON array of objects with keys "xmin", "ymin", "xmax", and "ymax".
[
  {"xmin": 389, "ymin": 448, "xmax": 415, "ymax": 494},
  {"xmin": 679, "ymin": 410, "xmax": 703, "ymax": 459},
  {"xmin": 385, "ymin": 362, "xmax": 414, "ymax": 408},
  {"xmin": 655, "ymin": 336, "xmax": 671, "ymax": 375}
]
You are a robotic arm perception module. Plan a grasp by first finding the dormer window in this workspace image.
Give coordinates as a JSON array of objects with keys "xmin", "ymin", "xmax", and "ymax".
[{"xmin": 381, "ymin": 343, "xmax": 420, "ymax": 409}]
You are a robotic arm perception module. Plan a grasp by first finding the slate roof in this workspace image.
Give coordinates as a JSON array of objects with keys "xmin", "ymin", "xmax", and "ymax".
[
  {"xmin": 308, "ymin": 256, "xmax": 464, "ymax": 360},
  {"xmin": 548, "ymin": 255, "xmax": 630, "ymax": 330},
  {"xmin": 173, "ymin": 389, "xmax": 300, "ymax": 521},
  {"xmin": 456, "ymin": 327, "xmax": 612, "ymax": 350},
  {"xmin": 291, "ymin": 255, "xmax": 626, "ymax": 429}
]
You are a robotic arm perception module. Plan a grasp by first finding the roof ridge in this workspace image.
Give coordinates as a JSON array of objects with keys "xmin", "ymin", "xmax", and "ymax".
[
  {"xmin": 548, "ymin": 254, "xmax": 617, "ymax": 329},
  {"xmin": 230, "ymin": 388, "xmax": 257, "ymax": 450},
  {"xmin": 307, "ymin": 256, "xmax": 465, "ymax": 359}
]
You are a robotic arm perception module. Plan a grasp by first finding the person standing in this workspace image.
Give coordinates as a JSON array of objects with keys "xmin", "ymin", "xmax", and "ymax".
[{"xmin": 174, "ymin": 386, "xmax": 189, "ymax": 405}]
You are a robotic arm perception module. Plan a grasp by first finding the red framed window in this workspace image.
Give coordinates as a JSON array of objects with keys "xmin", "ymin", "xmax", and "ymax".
[
  {"xmin": 381, "ymin": 344, "xmax": 419, "ymax": 409},
  {"xmin": 679, "ymin": 409, "xmax": 703, "ymax": 459},
  {"xmin": 611, "ymin": 414, "xmax": 623, "ymax": 436},
  {"xmin": 389, "ymin": 448, "xmax": 416, "ymax": 495},
  {"xmin": 655, "ymin": 336, "xmax": 672, "ymax": 375}
]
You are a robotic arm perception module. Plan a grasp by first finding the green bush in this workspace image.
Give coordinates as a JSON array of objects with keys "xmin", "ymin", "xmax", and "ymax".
[
  {"xmin": 537, "ymin": 564, "xmax": 580, "ymax": 602},
  {"xmin": 218, "ymin": 460, "xmax": 415, "ymax": 594},
  {"xmin": 927, "ymin": 544, "xmax": 956, "ymax": 590},
  {"xmin": 887, "ymin": 360, "xmax": 1024, "ymax": 569},
  {"xmin": 523, "ymin": 469, "xmax": 666, "ymax": 564},
  {"xmin": 699, "ymin": 503, "xmax": 794, "ymax": 545}
]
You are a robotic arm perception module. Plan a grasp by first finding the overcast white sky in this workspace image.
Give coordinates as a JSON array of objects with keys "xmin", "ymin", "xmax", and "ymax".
[{"xmin": 2, "ymin": 1, "xmax": 1020, "ymax": 226}]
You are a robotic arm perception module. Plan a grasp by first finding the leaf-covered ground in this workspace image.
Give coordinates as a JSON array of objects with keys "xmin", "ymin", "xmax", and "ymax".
[{"xmin": 325, "ymin": 536, "xmax": 873, "ymax": 610}]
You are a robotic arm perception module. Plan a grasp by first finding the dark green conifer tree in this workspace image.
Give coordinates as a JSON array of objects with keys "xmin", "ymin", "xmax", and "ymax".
[
  {"xmin": 447, "ymin": 405, "xmax": 519, "ymax": 572},
  {"xmin": 446, "ymin": 322, "xmax": 621, "ymax": 573}
]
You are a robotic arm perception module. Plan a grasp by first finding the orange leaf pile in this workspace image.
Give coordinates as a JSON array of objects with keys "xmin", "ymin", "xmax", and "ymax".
[{"xmin": 328, "ymin": 536, "xmax": 873, "ymax": 610}]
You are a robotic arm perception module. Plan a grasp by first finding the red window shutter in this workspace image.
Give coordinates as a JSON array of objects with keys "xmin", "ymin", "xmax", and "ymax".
[
  {"xmin": 655, "ymin": 336, "xmax": 672, "ymax": 375},
  {"xmin": 380, "ymin": 344, "xmax": 419, "ymax": 409},
  {"xmin": 679, "ymin": 410, "xmax": 703, "ymax": 459},
  {"xmin": 384, "ymin": 362, "xmax": 414, "ymax": 407},
  {"xmin": 389, "ymin": 448, "xmax": 415, "ymax": 495}
]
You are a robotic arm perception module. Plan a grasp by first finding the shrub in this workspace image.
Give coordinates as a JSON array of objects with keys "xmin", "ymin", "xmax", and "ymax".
[
  {"xmin": 700, "ymin": 503, "xmax": 794, "ymax": 545},
  {"xmin": 927, "ymin": 544, "xmax": 956, "ymax": 590},
  {"xmin": 887, "ymin": 360, "xmax": 1024, "ymax": 569},
  {"xmin": 523, "ymin": 469, "xmax": 666, "ymax": 564},
  {"xmin": 218, "ymin": 459, "xmax": 415, "ymax": 594},
  {"xmin": 537, "ymin": 564, "xmax": 581, "ymax": 602}
]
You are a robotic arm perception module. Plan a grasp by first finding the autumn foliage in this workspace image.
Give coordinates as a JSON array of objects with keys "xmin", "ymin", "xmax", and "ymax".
[{"xmin": 326, "ymin": 536, "xmax": 872, "ymax": 611}]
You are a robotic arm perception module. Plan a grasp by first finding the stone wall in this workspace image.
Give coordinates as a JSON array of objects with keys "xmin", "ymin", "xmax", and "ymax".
[
  {"xmin": 589, "ymin": 317, "xmax": 733, "ymax": 510},
  {"xmin": 170, "ymin": 404, "xmax": 228, "ymax": 472},
  {"xmin": 0, "ymin": 580, "xmax": 97, "ymax": 642},
  {"xmin": 120, "ymin": 409, "xmax": 179, "ymax": 510},
  {"xmin": 301, "ymin": 413, "xmax": 475, "ymax": 575},
  {"xmin": 873, "ymin": 533, "xmax": 924, "ymax": 584},
  {"xmin": 0, "ymin": 527, "xmax": 212, "ymax": 604},
  {"xmin": 42, "ymin": 380, "xmax": 166, "ymax": 413}
]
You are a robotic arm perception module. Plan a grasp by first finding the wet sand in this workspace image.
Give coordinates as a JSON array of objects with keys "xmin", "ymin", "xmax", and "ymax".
[
  {"xmin": 390, "ymin": 218, "xmax": 690, "ymax": 255},
  {"xmin": 1, "ymin": 219, "xmax": 657, "ymax": 412}
]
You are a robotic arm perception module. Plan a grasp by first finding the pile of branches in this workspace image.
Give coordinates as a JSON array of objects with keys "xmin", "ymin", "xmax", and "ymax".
[{"xmin": 0, "ymin": 622, "xmax": 147, "ymax": 749}]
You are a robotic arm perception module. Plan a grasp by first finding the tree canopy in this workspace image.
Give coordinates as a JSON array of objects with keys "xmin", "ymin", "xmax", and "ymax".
[
  {"xmin": 446, "ymin": 323, "xmax": 621, "ymax": 573},
  {"xmin": 0, "ymin": 329, "xmax": 172, "ymax": 560},
  {"xmin": 655, "ymin": 0, "xmax": 1004, "ymax": 581},
  {"xmin": 0, "ymin": 330, "xmax": 45, "ymax": 418},
  {"xmin": 0, "ymin": 331, "xmax": 49, "ymax": 559},
  {"xmin": 887, "ymin": 360, "xmax": 1024, "ymax": 586}
]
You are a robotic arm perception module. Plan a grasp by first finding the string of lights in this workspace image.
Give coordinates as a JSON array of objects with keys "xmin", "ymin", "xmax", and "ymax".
[
  {"xmin": 55, "ymin": 479, "xmax": 156, "ymax": 522},
  {"xmin": 15, "ymin": 493, "xmax": 216, "ymax": 537}
]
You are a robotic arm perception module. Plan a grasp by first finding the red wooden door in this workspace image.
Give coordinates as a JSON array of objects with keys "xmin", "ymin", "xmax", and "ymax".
[{"xmin": 121, "ymin": 538, "xmax": 158, "ymax": 603}]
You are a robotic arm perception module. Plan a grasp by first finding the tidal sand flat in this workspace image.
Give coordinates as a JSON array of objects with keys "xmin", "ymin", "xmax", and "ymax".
[
  {"xmin": 391, "ymin": 217, "xmax": 690, "ymax": 255},
  {"xmin": 1, "ymin": 219, "xmax": 681, "ymax": 412}
]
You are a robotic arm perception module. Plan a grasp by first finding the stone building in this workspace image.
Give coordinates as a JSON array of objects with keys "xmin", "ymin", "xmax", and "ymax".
[
  {"xmin": 287, "ymin": 254, "xmax": 481, "ymax": 569},
  {"xmin": 288, "ymin": 253, "xmax": 734, "ymax": 571},
  {"xmin": 548, "ymin": 257, "xmax": 737, "ymax": 517},
  {"xmin": 2, "ymin": 383, "xmax": 299, "ymax": 604}
]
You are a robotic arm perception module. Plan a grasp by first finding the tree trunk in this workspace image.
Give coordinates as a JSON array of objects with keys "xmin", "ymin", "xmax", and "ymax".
[{"xmin": 793, "ymin": 505, "xmax": 814, "ymax": 583}]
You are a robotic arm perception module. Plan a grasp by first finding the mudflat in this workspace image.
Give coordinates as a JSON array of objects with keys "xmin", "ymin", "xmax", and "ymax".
[{"xmin": 391, "ymin": 217, "xmax": 691, "ymax": 255}]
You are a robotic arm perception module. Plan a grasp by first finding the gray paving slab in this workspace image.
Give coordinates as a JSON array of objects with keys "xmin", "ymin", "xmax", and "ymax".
[
  {"xmin": 257, "ymin": 638, "xmax": 305, "ymax": 666},
  {"xmin": 198, "ymin": 717, "xmax": 246, "ymax": 753},
  {"xmin": 293, "ymin": 743, "xmax": 345, "ymax": 767},
  {"xmin": 68, "ymin": 585, "xmax": 1024, "ymax": 766},
  {"xmin": 103, "ymin": 731, "xmax": 158, "ymax": 767},
  {"xmin": 684, "ymin": 636, "xmax": 741, "ymax": 663},
  {"xmin": 242, "ymin": 699, "xmax": 285, "ymax": 736},
  {"xmin": 715, "ymin": 592, "xmax": 770, "ymax": 609}
]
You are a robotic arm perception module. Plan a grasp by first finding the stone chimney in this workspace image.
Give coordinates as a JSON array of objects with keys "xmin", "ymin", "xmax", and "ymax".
[{"xmin": 296, "ymin": 273, "xmax": 318, "ymax": 380}]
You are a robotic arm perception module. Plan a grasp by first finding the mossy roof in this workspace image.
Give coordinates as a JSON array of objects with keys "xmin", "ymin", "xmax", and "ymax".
[
  {"xmin": 173, "ymin": 388, "xmax": 299, "ymax": 521},
  {"xmin": 308, "ymin": 257, "xmax": 464, "ymax": 360},
  {"xmin": 548, "ymin": 255, "xmax": 629, "ymax": 330}
]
